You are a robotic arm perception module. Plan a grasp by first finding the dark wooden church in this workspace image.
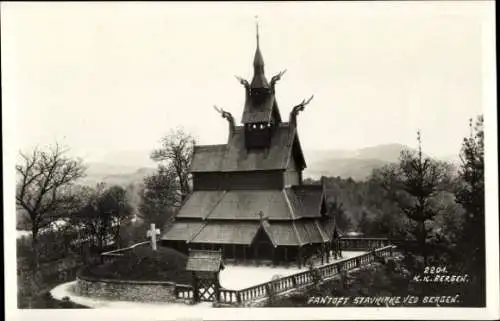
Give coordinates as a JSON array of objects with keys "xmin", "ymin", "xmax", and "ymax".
[{"xmin": 161, "ymin": 28, "xmax": 341, "ymax": 267}]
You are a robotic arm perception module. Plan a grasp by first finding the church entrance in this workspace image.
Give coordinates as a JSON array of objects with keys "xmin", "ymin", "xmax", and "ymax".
[{"xmin": 252, "ymin": 228, "xmax": 275, "ymax": 264}]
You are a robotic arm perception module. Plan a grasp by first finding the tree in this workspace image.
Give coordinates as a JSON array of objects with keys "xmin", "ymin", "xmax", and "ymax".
[
  {"xmin": 150, "ymin": 128, "xmax": 196, "ymax": 202},
  {"xmin": 357, "ymin": 209, "xmax": 378, "ymax": 236},
  {"xmin": 71, "ymin": 183, "xmax": 133, "ymax": 253},
  {"xmin": 371, "ymin": 131, "xmax": 453, "ymax": 267},
  {"xmin": 139, "ymin": 167, "xmax": 180, "ymax": 229},
  {"xmin": 455, "ymin": 115, "xmax": 485, "ymax": 305},
  {"xmin": 16, "ymin": 144, "xmax": 86, "ymax": 267},
  {"xmin": 326, "ymin": 199, "xmax": 352, "ymax": 233}
]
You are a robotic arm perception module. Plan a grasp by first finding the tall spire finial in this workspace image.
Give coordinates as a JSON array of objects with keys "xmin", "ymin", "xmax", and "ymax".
[
  {"xmin": 251, "ymin": 15, "xmax": 268, "ymax": 89},
  {"xmin": 255, "ymin": 15, "xmax": 260, "ymax": 48}
]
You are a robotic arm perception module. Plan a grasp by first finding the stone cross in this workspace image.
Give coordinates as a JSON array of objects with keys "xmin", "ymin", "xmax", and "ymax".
[{"xmin": 147, "ymin": 223, "xmax": 161, "ymax": 251}]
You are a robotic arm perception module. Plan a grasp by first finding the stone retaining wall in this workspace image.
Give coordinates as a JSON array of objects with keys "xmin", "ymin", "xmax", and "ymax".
[{"xmin": 75, "ymin": 275, "xmax": 177, "ymax": 302}]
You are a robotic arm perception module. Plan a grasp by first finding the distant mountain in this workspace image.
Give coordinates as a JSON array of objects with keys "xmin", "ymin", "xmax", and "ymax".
[
  {"xmin": 79, "ymin": 162, "xmax": 156, "ymax": 187},
  {"xmin": 79, "ymin": 149, "xmax": 157, "ymax": 187},
  {"xmin": 304, "ymin": 158, "xmax": 388, "ymax": 181},
  {"xmin": 304, "ymin": 143, "xmax": 423, "ymax": 181},
  {"xmin": 78, "ymin": 143, "xmax": 457, "ymax": 186}
]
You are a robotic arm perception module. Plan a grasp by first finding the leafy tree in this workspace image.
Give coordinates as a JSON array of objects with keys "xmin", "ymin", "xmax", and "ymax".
[
  {"xmin": 357, "ymin": 210, "xmax": 370, "ymax": 234},
  {"xmin": 371, "ymin": 131, "xmax": 453, "ymax": 267},
  {"xmin": 150, "ymin": 128, "xmax": 196, "ymax": 202},
  {"xmin": 15, "ymin": 144, "xmax": 86, "ymax": 267},
  {"xmin": 455, "ymin": 115, "xmax": 485, "ymax": 305},
  {"xmin": 326, "ymin": 199, "xmax": 352, "ymax": 233},
  {"xmin": 139, "ymin": 167, "xmax": 180, "ymax": 229},
  {"xmin": 71, "ymin": 183, "xmax": 133, "ymax": 253}
]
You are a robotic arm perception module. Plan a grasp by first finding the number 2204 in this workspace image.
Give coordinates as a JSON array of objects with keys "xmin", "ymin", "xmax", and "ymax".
[{"xmin": 424, "ymin": 266, "xmax": 447, "ymax": 274}]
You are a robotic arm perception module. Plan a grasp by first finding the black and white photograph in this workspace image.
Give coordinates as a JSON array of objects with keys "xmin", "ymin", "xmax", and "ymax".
[{"xmin": 2, "ymin": 1, "xmax": 498, "ymax": 320}]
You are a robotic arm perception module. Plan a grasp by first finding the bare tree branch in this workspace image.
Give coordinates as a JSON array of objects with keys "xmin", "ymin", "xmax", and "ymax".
[
  {"xmin": 150, "ymin": 129, "xmax": 195, "ymax": 202},
  {"xmin": 15, "ymin": 143, "xmax": 86, "ymax": 266}
]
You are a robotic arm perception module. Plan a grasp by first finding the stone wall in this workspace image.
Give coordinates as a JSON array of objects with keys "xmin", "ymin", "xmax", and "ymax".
[{"xmin": 75, "ymin": 275, "xmax": 177, "ymax": 302}]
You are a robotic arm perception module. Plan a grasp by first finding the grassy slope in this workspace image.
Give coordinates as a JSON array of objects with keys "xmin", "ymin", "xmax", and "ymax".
[{"xmin": 81, "ymin": 245, "xmax": 192, "ymax": 284}]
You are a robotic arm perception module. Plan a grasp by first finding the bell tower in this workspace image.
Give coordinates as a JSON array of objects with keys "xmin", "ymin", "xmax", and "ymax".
[{"xmin": 239, "ymin": 22, "xmax": 282, "ymax": 149}]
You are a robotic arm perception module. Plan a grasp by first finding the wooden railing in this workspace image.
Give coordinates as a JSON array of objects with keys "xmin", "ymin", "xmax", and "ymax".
[
  {"xmin": 272, "ymin": 275, "xmax": 296, "ymax": 293},
  {"xmin": 234, "ymin": 245, "xmax": 396, "ymax": 304},
  {"xmin": 175, "ymin": 284, "xmax": 194, "ymax": 300},
  {"xmin": 239, "ymin": 282, "xmax": 268, "ymax": 302},
  {"xmin": 174, "ymin": 245, "xmax": 396, "ymax": 305},
  {"xmin": 219, "ymin": 289, "xmax": 240, "ymax": 304},
  {"xmin": 340, "ymin": 237, "xmax": 392, "ymax": 251}
]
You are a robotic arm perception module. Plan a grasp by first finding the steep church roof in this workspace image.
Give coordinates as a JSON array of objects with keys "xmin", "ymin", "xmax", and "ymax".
[
  {"xmin": 241, "ymin": 92, "xmax": 280, "ymax": 124},
  {"xmin": 190, "ymin": 123, "xmax": 306, "ymax": 172},
  {"xmin": 162, "ymin": 219, "xmax": 329, "ymax": 247},
  {"xmin": 168, "ymin": 186, "xmax": 325, "ymax": 221}
]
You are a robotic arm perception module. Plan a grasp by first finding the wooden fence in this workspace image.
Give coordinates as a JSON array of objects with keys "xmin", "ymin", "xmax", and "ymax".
[
  {"xmin": 174, "ymin": 284, "xmax": 194, "ymax": 300},
  {"xmin": 175, "ymin": 245, "xmax": 396, "ymax": 305},
  {"xmin": 340, "ymin": 237, "xmax": 393, "ymax": 251}
]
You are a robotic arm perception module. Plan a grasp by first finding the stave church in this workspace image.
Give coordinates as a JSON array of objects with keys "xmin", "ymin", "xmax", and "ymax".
[{"xmin": 160, "ymin": 27, "xmax": 341, "ymax": 267}]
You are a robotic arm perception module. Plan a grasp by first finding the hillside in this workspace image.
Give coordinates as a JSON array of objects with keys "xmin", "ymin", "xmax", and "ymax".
[
  {"xmin": 304, "ymin": 144, "xmax": 411, "ymax": 181},
  {"xmin": 77, "ymin": 144, "xmax": 457, "ymax": 186},
  {"xmin": 304, "ymin": 157, "xmax": 388, "ymax": 181},
  {"xmin": 79, "ymin": 163, "xmax": 156, "ymax": 187}
]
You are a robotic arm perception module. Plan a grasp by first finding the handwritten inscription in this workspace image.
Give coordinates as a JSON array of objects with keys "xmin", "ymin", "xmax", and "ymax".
[
  {"xmin": 412, "ymin": 274, "xmax": 469, "ymax": 283},
  {"xmin": 411, "ymin": 265, "xmax": 469, "ymax": 283},
  {"xmin": 423, "ymin": 266, "xmax": 448, "ymax": 274},
  {"xmin": 306, "ymin": 294, "xmax": 461, "ymax": 306},
  {"xmin": 307, "ymin": 296, "xmax": 350, "ymax": 306}
]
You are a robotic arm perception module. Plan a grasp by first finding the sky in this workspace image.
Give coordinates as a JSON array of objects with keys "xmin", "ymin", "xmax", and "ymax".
[{"xmin": 1, "ymin": 2, "xmax": 491, "ymax": 166}]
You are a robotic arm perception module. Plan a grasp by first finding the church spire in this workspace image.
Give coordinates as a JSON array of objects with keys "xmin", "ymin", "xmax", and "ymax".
[{"xmin": 251, "ymin": 18, "xmax": 269, "ymax": 89}]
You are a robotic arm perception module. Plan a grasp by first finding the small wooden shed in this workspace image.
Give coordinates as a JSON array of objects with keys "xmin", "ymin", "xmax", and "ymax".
[{"xmin": 186, "ymin": 249, "xmax": 224, "ymax": 302}]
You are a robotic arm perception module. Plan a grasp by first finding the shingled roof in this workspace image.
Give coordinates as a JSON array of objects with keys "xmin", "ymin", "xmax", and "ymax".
[
  {"xmin": 172, "ymin": 188, "xmax": 324, "ymax": 221},
  {"xmin": 191, "ymin": 123, "xmax": 305, "ymax": 172},
  {"xmin": 285, "ymin": 185, "xmax": 325, "ymax": 218},
  {"xmin": 185, "ymin": 249, "xmax": 223, "ymax": 272},
  {"xmin": 175, "ymin": 191, "xmax": 226, "ymax": 219},
  {"xmin": 206, "ymin": 190, "xmax": 294, "ymax": 220},
  {"xmin": 241, "ymin": 93, "xmax": 279, "ymax": 123},
  {"xmin": 160, "ymin": 221, "xmax": 205, "ymax": 242},
  {"xmin": 161, "ymin": 218, "xmax": 330, "ymax": 246},
  {"xmin": 190, "ymin": 221, "xmax": 260, "ymax": 244}
]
